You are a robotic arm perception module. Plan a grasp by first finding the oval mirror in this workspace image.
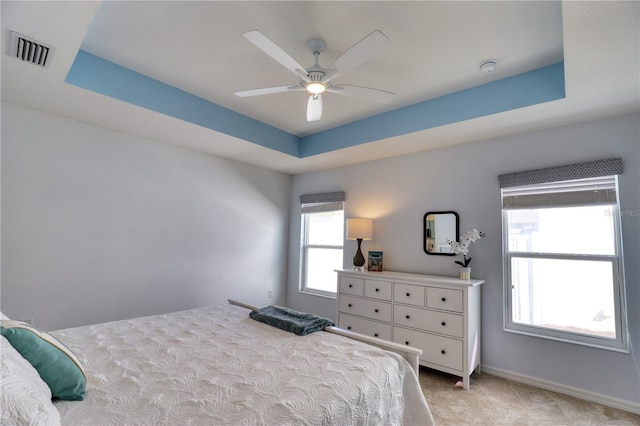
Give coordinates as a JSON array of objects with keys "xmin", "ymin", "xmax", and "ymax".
[{"xmin": 424, "ymin": 211, "xmax": 459, "ymax": 256}]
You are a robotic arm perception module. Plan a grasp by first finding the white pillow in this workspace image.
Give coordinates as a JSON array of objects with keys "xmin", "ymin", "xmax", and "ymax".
[
  {"xmin": 0, "ymin": 311, "xmax": 9, "ymax": 320},
  {"xmin": 0, "ymin": 335, "xmax": 61, "ymax": 426}
]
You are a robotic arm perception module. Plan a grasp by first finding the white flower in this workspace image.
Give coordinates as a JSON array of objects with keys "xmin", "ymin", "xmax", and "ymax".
[
  {"xmin": 449, "ymin": 241, "xmax": 467, "ymax": 255},
  {"xmin": 448, "ymin": 229, "xmax": 484, "ymax": 267},
  {"xmin": 467, "ymin": 228, "xmax": 482, "ymax": 241}
]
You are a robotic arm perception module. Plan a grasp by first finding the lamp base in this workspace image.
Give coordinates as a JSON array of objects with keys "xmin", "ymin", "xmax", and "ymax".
[{"xmin": 353, "ymin": 238, "xmax": 366, "ymax": 270}]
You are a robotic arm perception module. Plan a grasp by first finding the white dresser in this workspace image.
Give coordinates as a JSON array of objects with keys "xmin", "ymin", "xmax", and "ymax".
[{"xmin": 336, "ymin": 269, "xmax": 484, "ymax": 389}]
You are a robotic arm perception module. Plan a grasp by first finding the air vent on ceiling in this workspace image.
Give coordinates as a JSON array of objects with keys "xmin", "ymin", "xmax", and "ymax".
[{"xmin": 9, "ymin": 31, "xmax": 54, "ymax": 68}]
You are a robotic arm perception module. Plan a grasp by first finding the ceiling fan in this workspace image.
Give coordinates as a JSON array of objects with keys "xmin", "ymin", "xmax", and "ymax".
[{"xmin": 234, "ymin": 30, "xmax": 394, "ymax": 122}]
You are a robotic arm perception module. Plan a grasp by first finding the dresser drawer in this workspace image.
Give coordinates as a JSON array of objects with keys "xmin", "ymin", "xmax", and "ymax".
[
  {"xmin": 339, "ymin": 295, "xmax": 392, "ymax": 323},
  {"xmin": 393, "ymin": 327, "xmax": 463, "ymax": 372},
  {"xmin": 393, "ymin": 305, "xmax": 463, "ymax": 338},
  {"xmin": 338, "ymin": 313, "xmax": 392, "ymax": 340},
  {"xmin": 339, "ymin": 277, "xmax": 364, "ymax": 296},
  {"xmin": 394, "ymin": 283, "xmax": 425, "ymax": 306},
  {"xmin": 364, "ymin": 279, "xmax": 392, "ymax": 301},
  {"xmin": 427, "ymin": 287, "xmax": 463, "ymax": 312}
]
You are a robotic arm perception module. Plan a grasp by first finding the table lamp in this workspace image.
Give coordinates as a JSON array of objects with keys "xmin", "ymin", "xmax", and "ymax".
[{"xmin": 347, "ymin": 218, "xmax": 373, "ymax": 271}]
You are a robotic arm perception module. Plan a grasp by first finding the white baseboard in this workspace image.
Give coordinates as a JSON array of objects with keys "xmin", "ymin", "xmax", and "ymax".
[{"xmin": 481, "ymin": 365, "xmax": 640, "ymax": 415}]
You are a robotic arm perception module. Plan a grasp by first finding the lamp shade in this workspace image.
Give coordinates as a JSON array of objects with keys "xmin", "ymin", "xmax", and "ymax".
[{"xmin": 347, "ymin": 218, "xmax": 373, "ymax": 240}]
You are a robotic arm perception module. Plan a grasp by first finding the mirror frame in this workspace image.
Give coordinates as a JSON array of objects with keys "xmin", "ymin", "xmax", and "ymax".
[{"xmin": 423, "ymin": 211, "xmax": 459, "ymax": 256}]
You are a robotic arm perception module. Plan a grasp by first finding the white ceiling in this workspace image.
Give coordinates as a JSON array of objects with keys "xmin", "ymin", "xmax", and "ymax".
[{"xmin": 1, "ymin": 1, "xmax": 638, "ymax": 174}]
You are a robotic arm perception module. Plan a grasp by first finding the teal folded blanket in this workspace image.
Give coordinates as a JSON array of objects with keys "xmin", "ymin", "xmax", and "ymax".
[{"xmin": 249, "ymin": 305, "xmax": 335, "ymax": 336}]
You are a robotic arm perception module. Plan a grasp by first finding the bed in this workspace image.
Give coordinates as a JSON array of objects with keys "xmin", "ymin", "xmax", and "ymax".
[{"xmin": 1, "ymin": 303, "xmax": 433, "ymax": 425}]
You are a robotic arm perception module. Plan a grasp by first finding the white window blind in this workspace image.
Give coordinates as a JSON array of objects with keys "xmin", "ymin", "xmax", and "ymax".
[{"xmin": 502, "ymin": 176, "xmax": 618, "ymax": 209}]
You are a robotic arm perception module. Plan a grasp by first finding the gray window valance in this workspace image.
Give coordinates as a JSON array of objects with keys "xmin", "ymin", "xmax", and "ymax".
[
  {"xmin": 300, "ymin": 191, "xmax": 345, "ymax": 214},
  {"xmin": 498, "ymin": 158, "xmax": 623, "ymax": 189},
  {"xmin": 300, "ymin": 191, "xmax": 345, "ymax": 204}
]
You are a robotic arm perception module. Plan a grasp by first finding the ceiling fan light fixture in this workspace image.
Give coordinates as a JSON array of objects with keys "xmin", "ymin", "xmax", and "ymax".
[{"xmin": 306, "ymin": 82, "xmax": 326, "ymax": 95}]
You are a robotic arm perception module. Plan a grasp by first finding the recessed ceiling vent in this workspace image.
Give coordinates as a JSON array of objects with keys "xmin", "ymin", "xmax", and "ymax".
[{"xmin": 9, "ymin": 31, "xmax": 54, "ymax": 68}]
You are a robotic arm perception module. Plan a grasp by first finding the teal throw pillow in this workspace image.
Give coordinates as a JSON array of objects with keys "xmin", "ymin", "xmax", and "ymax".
[{"xmin": 0, "ymin": 320, "xmax": 86, "ymax": 401}]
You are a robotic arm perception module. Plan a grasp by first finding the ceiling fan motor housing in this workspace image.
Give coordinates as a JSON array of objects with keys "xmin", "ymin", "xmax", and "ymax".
[
  {"xmin": 306, "ymin": 39, "xmax": 327, "ymax": 82},
  {"xmin": 307, "ymin": 70, "xmax": 325, "ymax": 82}
]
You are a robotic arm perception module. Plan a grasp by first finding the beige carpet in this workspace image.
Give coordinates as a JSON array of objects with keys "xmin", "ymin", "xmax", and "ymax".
[{"xmin": 418, "ymin": 367, "xmax": 640, "ymax": 425}]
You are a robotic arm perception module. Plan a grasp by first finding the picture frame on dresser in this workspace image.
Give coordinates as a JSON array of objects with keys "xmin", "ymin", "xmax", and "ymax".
[
  {"xmin": 368, "ymin": 251, "xmax": 383, "ymax": 271},
  {"xmin": 335, "ymin": 269, "xmax": 484, "ymax": 389}
]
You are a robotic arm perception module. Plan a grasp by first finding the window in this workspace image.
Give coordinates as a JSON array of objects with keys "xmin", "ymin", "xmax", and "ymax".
[
  {"xmin": 300, "ymin": 192, "xmax": 345, "ymax": 297},
  {"xmin": 500, "ymin": 158, "xmax": 629, "ymax": 352}
]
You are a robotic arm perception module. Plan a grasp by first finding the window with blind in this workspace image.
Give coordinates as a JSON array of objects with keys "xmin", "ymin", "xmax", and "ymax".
[
  {"xmin": 500, "ymin": 158, "xmax": 629, "ymax": 352},
  {"xmin": 299, "ymin": 192, "xmax": 345, "ymax": 297}
]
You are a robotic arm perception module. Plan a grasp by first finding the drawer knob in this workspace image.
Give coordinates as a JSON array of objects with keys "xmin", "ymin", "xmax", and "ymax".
[
  {"xmin": 374, "ymin": 308, "xmax": 379, "ymax": 313},
  {"xmin": 405, "ymin": 341, "xmax": 410, "ymax": 345},
  {"xmin": 441, "ymin": 321, "xmax": 446, "ymax": 326},
  {"xmin": 374, "ymin": 333, "xmax": 378, "ymax": 337},
  {"xmin": 347, "ymin": 326, "xmax": 351, "ymax": 330},
  {"xmin": 405, "ymin": 315, "xmax": 410, "ymax": 319},
  {"xmin": 349, "ymin": 284, "xmax": 353, "ymax": 288},
  {"xmin": 406, "ymin": 292, "xmax": 411, "ymax": 297},
  {"xmin": 441, "ymin": 297, "xmax": 447, "ymax": 302},
  {"xmin": 441, "ymin": 350, "xmax": 446, "ymax": 355},
  {"xmin": 348, "ymin": 303, "xmax": 352, "ymax": 307},
  {"xmin": 375, "ymin": 288, "xmax": 379, "ymax": 292}
]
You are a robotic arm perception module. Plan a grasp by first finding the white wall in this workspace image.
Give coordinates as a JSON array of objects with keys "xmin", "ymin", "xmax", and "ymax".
[
  {"xmin": 1, "ymin": 103, "xmax": 291, "ymax": 330},
  {"xmin": 286, "ymin": 113, "xmax": 639, "ymax": 407}
]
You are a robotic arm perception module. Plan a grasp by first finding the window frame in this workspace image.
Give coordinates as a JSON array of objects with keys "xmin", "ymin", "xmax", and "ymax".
[
  {"xmin": 298, "ymin": 194, "xmax": 345, "ymax": 298},
  {"xmin": 502, "ymin": 207, "xmax": 628, "ymax": 352},
  {"xmin": 500, "ymin": 165, "xmax": 629, "ymax": 353}
]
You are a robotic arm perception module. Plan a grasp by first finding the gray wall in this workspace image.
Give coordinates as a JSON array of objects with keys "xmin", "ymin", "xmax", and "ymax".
[
  {"xmin": 286, "ymin": 113, "xmax": 639, "ymax": 405},
  {"xmin": 2, "ymin": 101, "xmax": 638, "ymax": 406},
  {"xmin": 1, "ymin": 103, "xmax": 291, "ymax": 330}
]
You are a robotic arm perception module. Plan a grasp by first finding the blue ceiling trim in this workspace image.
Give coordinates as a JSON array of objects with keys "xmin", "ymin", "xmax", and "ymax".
[
  {"xmin": 66, "ymin": 50, "xmax": 564, "ymax": 159},
  {"xmin": 65, "ymin": 50, "xmax": 300, "ymax": 157},
  {"xmin": 299, "ymin": 62, "xmax": 565, "ymax": 157}
]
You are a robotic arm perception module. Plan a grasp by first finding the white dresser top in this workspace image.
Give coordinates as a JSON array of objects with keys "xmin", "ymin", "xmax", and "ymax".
[{"xmin": 336, "ymin": 269, "xmax": 485, "ymax": 288}]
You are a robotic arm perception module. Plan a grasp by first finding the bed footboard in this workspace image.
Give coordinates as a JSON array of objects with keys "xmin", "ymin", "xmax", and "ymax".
[
  {"xmin": 324, "ymin": 326, "xmax": 421, "ymax": 375},
  {"xmin": 227, "ymin": 299, "xmax": 422, "ymax": 376}
]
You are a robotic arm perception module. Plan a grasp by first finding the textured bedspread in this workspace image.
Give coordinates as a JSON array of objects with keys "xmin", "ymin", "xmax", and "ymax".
[{"xmin": 53, "ymin": 304, "xmax": 433, "ymax": 425}]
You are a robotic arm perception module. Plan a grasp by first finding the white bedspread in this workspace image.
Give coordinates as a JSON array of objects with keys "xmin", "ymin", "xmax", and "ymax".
[{"xmin": 53, "ymin": 304, "xmax": 433, "ymax": 425}]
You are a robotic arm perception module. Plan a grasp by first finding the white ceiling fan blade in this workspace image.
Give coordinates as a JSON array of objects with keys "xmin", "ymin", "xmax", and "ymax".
[
  {"xmin": 327, "ymin": 85, "xmax": 394, "ymax": 103},
  {"xmin": 321, "ymin": 69, "xmax": 337, "ymax": 84},
  {"xmin": 326, "ymin": 30, "xmax": 390, "ymax": 81},
  {"xmin": 243, "ymin": 31, "xmax": 310, "ymax": 82},
  {"xmin": 234, "ymin": 85, "xmax": 303, "ymax": 97},
  {"xmin": 307, "ymin": 94, "xmax": 323, "ymax": 121},
  {"xmin": 295, "ymin": 69, "xmax": 312, "ymax": 83}
]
